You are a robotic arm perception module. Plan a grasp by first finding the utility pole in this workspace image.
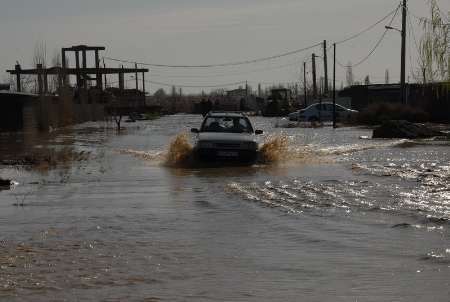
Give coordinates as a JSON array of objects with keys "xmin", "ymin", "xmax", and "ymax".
[
  {"xmin": 312, "ymin": 53, "xmax": 317, "ymax": 100},
  {"xmin": 303, "ymin": 62, "xmax": 307, "ymax": 107},
  {"xmin": 400, "ymin": 0, "xmax": 407, "ymax": 104},
  {"xmin": 333, "ymin": 43, "xmax": 337, "ymax": 129},
  {"xmin": 323, "ymin": 40, "xmax": 329, "ymax": 96},
  {"xmin": 245, "ymin": 80, "xmax": 248, "ymax": 102}
]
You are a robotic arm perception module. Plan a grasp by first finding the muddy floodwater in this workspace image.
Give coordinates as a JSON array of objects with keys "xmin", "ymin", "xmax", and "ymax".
[{"xmin": 1, "ymin": 115, "xmax": 449, "ymax": 301}]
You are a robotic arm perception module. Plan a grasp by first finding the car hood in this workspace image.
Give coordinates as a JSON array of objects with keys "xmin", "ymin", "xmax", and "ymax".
[{"xmin": 198, "ymin": 132, "xmax": 256, "ymax": 143}]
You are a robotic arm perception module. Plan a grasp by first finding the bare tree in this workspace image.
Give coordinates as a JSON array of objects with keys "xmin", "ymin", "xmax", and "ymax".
[
  {"xmin": 385, "ymin": 69, "xmax": 390, "ymax": 84},
  {"xmin": 346, "ymin": 62, "xmax": 354, "ymax": 87},
  {"xmin": 33, "ymin": 41, "xmax": 47, "ymax": 68}
]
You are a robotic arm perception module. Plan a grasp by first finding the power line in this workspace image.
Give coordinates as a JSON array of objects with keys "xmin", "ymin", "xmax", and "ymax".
[
  {"xmin": 339, "ymin": 4, "xmax": 401, "ymax": 68},
  {"xmin": 145, "ymin": 80, "xmax": 247, "ymax": 88},
  {"xmin": 104, "ymin": 42, "xmax": 322, "ymax": 68},
  {"xmin": 335, "ymin": 4, "xmax": 401, "ymax": 45},
  {"xmin": 149, "ymin": 59, "xmax": 301, "ymax": 79}
]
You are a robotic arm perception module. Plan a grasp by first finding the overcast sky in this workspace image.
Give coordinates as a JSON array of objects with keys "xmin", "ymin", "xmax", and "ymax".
[{"xmin": 1, "ymin": 0, "xmax": 449, "ymax": 93}]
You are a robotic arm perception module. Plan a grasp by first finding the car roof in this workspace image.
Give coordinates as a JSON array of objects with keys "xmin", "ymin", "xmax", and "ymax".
[
  {"xmin": 206, "ymin": 111, "xmax": 247, "ymax": 118},
  {"xmin": 307, "ymin": 102, "xmax": 346, "ymax": 107}
]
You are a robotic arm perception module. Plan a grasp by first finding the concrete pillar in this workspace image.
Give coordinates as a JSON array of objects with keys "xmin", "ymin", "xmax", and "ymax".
[
  {"xmin": 75, "ymin": 51, "xmax": 81, "ymax": 88},
  {"xmin": 15, "ymin": 64, "xmax": 21, "ymax": 92},
  {"xmin": 134, "ymin": 63, "xmax": 139, "ymax": 91},
  {"xmin": 95, "ymin": 50, "xmax": 102, "ymax": 89},
  {"xmin": 142, "ymin": 72, "xmax": 146, "ymax": 95},
  {"xmin": 82, "ymin": 50, "xmax": 87, "ymax": 89},
  {"xmin": 119, "ymin": 72, "xmax": 124, "ymax": 91},
  {"xmin": 43, "ymin": 69, "xmax": 48, "ymax": 94},
  {"xmin": 61, "ymin": 49, "xmax": 67, "ymax": 86},
  {"xmin": 37, "ymin": 64, "xmax": 43, "ymax": 95}
]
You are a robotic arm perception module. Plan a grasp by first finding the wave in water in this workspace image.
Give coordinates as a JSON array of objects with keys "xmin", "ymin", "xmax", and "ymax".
[{"xmin": 226, "ymin": 178, "xmax": 450, "ymax": 222}]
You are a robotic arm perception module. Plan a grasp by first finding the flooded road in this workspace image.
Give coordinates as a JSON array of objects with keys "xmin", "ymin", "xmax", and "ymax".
[{"xmin": 1, "ymin": 115, "xmax": 449, "ymax": 301}]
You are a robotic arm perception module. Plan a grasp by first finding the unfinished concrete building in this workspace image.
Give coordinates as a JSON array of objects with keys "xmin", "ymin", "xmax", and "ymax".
[{"xmin": 2, "ymin": 45, "xmax": 149, "ymax": 132}]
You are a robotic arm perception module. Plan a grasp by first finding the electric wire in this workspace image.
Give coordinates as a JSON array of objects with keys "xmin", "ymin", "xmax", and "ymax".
[
  {"xmin": 338, "ymin": 4, "xmax": 401, "ymax": 69},
  {"xmin": 102, "ymin": 3, "xmax": 407, "ymax": 88},
  {"xmin": 149, "ymin": 59, "xmax": 302, "ymax": 79},
  {"xmin": 335, "ymin": 4, "xmax": 401, "ymax": 45},
  {"xmin": 103, "ymin": 42, "xmax": 322, "ymax": 68},
  {"xmin": 144, "ymin": 80, "xmax": 247, "ymax": 88}
]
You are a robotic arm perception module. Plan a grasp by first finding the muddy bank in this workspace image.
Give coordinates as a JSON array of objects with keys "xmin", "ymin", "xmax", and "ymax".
[{"xmin": 373, "ymin": 120, "xmax": 445, "ymax": 139}]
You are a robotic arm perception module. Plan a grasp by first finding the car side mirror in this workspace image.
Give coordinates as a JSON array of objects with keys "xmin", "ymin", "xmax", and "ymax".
[
  {"xmin": 255, "ymin": 130, "xmax": 263, "ymax": 135},
  {"xmin": 191, "ymin": 128, "xmax": 199, "ymax": 133}
]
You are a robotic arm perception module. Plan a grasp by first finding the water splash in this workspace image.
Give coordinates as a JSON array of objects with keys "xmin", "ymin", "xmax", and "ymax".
[
  {"xmin": 258, "ymin": 134, "xmax": 328, "ymax": 165},
  {"xmin": 118, "ymin": 149, "xmax": 164, "ymax": 161},
  {"xmin": 258, "ymin": 135, "xmax": 290, "ymax": 163},
  {"xmin": 118, "ymin": 133, "xmax": 193, "ymax": 167},
  {"xmin": 164, "ymin": 133, "xmax": 193, "ymax": 167}
]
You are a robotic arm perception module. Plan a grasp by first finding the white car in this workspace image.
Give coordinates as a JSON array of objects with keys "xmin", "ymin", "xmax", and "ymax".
[
  {"xmin": 191, "ymin": 112, "xmax": 263, "ymax": 163},
  {"xmin": 288, "ymin": 102, "xmax": 358, "ymax": 122}
]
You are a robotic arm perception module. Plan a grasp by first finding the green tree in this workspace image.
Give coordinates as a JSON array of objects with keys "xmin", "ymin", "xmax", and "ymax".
[{"xmin": 418, "ymin": 0, "xmax": 449, "ymax": 83}]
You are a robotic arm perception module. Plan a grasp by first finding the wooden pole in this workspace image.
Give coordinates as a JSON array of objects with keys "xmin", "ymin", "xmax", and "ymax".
[
  {"xmin": 323, "ymin": 40, "xmax": 329, "ymax": 96},
  {"xmin": 303, "ymin": 61, "xmax": 307, "ymax": 107},
  {"xmin": 400, "ymin": 0, "xmax": 407, "ymax": 104},
  {"xmin": 312, "ymin": 53, "xmax": 317, "ymax": 100},
  {"xmin": 333, "ymin": 43, "xmax": 337, "ymax": 129}
]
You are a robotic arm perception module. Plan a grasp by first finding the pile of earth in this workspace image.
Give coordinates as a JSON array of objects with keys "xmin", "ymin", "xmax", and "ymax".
[{"xmin": 373, "ymin": 120, "xmax": 446, "ymax": 139}]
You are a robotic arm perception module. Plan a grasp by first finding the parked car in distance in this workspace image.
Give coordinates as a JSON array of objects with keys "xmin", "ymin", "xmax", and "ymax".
[
  {"xmin": 288, "ymin": 102, "xmax": 358, "ymax": 122},
  {"xmin": 191, "ymin": 112, "xmax": 263, "ymax": 163}
]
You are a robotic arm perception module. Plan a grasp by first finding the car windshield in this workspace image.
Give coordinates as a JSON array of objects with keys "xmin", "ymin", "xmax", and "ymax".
[{"xmin": 201, "ymin": 116, "xmax": 253, "ymax": 133}]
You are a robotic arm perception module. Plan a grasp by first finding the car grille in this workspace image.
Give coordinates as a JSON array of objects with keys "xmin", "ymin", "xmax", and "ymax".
[{"xmin": 215, "ymin": 143, "xmax": 241, "ymax": 149}]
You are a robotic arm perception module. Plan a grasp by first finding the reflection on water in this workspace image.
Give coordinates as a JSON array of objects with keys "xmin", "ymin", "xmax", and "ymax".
[{"xmin": 1, "ymin": 115, "xmax": 449, "ymax": 302}]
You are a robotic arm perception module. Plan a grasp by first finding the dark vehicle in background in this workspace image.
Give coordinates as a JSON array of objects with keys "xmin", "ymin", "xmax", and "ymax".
[
  {"xmin": 288, "ymin": 102, "xmax": 358, "ymax": 122},
  {"xmin": 191, "ymin": 112, "xmax": 263, "ymax": 163},
  {"xmin": 262, "ymin": 88, "xmax": 293, "ymax": 117}
]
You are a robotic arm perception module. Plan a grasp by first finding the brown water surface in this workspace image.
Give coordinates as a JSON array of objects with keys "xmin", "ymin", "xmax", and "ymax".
[{"xmin": 1, "ymin": 115, "xmax": 449, "ymax": 301}]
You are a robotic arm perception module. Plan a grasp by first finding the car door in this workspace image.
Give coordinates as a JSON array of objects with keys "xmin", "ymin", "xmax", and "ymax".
[{"xmin": 320, "ymin": 104, "xmax": 332, "ymax": 121}]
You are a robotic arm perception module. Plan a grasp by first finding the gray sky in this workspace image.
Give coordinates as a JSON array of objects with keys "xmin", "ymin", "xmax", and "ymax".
[{"xmin": 1, "ymin": 0, "xmax": 449, "ymax": 93}]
